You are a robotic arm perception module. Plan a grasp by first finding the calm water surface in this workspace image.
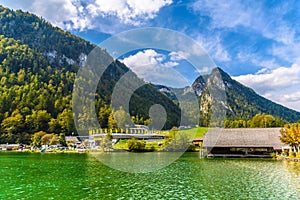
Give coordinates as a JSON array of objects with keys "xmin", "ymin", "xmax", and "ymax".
[{"xmin": 0, "ymin": 152, "xmax": 299, "ymax": 199}]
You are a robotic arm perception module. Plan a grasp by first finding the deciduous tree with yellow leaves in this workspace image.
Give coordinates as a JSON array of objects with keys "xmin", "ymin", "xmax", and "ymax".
[{"xmin": 280, "ymin": 124, "xmax": 300, "ymax": 152}]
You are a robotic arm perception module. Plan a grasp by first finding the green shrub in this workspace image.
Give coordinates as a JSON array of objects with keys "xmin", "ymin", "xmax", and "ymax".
[
  {"xmin": 291, "ymin": 152, "xmax": 297, "ymax": 158},
  {"xmin": 127, "ymin": 138, "xmax": 146, "ymax": 152},
  {"xmin": 187, "ymin": 144, "xmax": 197, "ymax": 152},
  {"xmin": 270, "ymin": 152, "xmax": 277, "ymax": 158}
]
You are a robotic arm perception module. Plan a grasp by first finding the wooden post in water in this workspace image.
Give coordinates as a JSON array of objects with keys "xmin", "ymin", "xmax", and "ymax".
[{"xmin": 199, "ymin": 148, "xmax": 206, "ymax": 159}]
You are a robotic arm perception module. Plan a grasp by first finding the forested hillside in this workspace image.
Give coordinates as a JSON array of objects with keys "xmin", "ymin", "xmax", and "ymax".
[
  {"xmin": 158, "ymin": 68, "xmax": 300, "ymax": 126},
  {"xmin": 0, "ymin": 6, "xmax": 181, "ymax": 144},
  {"xmin": 0, "ymin": 35, "xmax": 75, "ymax": 143}
]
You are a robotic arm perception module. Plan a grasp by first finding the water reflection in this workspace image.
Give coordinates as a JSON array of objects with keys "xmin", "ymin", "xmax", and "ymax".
[
  {"xmin": 283, "ymin": 161, "xmax": 300, "ymax": 176},
  {"xmin": 1, "ymin": 152, "xmax": 300, "ymax": 199},
  {"xmin": 90, "ymin": 151, "xmax": 183, "ymax": 173}
]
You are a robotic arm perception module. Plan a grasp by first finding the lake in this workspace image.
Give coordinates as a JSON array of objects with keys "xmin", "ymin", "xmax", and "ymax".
[{"xmin": 0, "ymin": 152, "xmax": 300, "ymax": 199}]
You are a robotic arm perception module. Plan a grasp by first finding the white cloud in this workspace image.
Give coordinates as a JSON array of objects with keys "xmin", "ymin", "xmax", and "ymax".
[
  {"xmin": 237, "ymin": 52, "xmax": 280, "ymax": 70},
  {"xmin": 87, "ymin": 0, "xmax": 172, "ymax": 25},
  {"xmin": 192, "ymin": 0, "xmax": 300, "ymax": 66},
  {"xmin": 271, "ymin": 42, "xmax": 300, "ymax": 64},
  {"xmin": 0, "ymin": 0, "xmax": 92, "ymax": 30},
  {"xmin": 192, "ymin": 0, "xmax": 294, "ymax": 44},
  {"xmin": 252, "ymin": 58, "xmax": 279, "ymax": 70},
  {"xmin": 31, "ymin": 0, "xmax": 77, "ymax": 25},
  {"xmin": 0, "ymin": 0, "xmax": 172, "ymax": 31},
  {"xmin": 122, "ymin": 49, "xmax": 178, "ymax": 71},
  {"xmin": 192, "ymin": 0, "xmax": 260, "ymax": 29},
  {"xmin": 197, "ymin": 34, "xmax": 231, "ymax": 62},
  {"xmin": 283, "ymin": 92, "xmax": 300, "ymax": 102},
  {"xmin": 120, "ymin": 49, "xmax": 189, "ymax": 87},
  {"xmin": 169, "ymin": 51, "xmax": 190, "ymax": 61},
  {"xmin": 195, "ymin": 67, "xmax": 209, "ymax": 73},
  {"xmin": 233, "ymin": 64, "xmax": 300, "ymax": 111},
  {"xmin": 255, "ymin": 68, "xmax": 271, "ymax": 75},
  {"xmin": 233, "ymin": 64, "xmax": 300, "ymax": 92}
]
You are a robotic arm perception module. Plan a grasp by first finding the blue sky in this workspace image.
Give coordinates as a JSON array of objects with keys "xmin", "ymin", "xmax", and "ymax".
[{"xmin": 1, "ymin": 0, "xmax": 300, "ymax": 111}]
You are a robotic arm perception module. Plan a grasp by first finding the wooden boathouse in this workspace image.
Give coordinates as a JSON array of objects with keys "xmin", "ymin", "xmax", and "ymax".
[{"xmin": 202, "ymin": 128, "xmax": 284, "ymax": 158}]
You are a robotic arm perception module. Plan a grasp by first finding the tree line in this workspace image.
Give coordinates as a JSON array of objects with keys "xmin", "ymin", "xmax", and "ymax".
[{"xmin": 224, "ymin": 114, "xmax": 285, "ymax": 128}]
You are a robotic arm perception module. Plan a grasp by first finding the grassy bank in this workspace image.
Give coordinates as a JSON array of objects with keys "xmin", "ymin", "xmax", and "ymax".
[
  {"xmin": 113, "ymin": 127, "xmax": 208, "ymax": 152},
  {"xmin": 178, "ymin": 127, "xmax": 208, "ymax": 138}
]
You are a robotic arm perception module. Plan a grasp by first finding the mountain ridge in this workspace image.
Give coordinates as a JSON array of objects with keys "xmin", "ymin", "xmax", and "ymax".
[{"xmin": 157, "ymin": 67, "xmax": 300, "ymax": 124}]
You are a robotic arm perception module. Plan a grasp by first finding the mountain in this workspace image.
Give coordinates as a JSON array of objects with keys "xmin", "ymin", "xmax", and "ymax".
[
  {"xmin": 0, "ymin": 6, "xmax": 180, "ymax": 143},
  {"xmin": 158, "ymin": 68, "xmax": 300, "ymax": 125}
]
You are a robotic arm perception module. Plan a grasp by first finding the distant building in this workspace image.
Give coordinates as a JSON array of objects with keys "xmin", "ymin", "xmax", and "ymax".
[
  {"xmin": 129, "ymin": 124, "xmax": 149, "ymax": 134},
  {"xmin": 202, "ymin": 128, "xmax": 284, "ymax": 157}
]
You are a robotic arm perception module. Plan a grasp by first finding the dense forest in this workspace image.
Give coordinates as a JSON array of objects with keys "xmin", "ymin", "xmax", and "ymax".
[
  {"xmin": 0, "ymin": 6, "xmax": 181, "ymax": 144},
  {"xmin": 0, "ymin": 35, "xmax": 75, "ymax": 143},
  {"xmin": 224, "ymin": 114, "xmax": 286, "ymax": 128}
]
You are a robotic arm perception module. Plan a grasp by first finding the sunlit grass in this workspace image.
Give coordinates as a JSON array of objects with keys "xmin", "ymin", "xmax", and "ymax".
[
  {"xmin": 112, "ymin": 127, "xmax": 208, "ymax": 151},
  {"xmin": 179, "ymin": 127, "xmax": 208, "ymax": 139},
  {"xmin": 113, "ymin": 139, "xmax": 167, "ymax": 151}
]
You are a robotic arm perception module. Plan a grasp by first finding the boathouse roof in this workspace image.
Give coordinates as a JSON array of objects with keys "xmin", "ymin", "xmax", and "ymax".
[{"xmin": 202, "ymin": 128, "xmax": 284, "ymax": 150}]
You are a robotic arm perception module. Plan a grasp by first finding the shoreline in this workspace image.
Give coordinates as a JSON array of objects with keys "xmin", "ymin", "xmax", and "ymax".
[
  {"xmin": 277, "ymin": 156, "xmax": 300, "ymax": 162},
  {"xmin": 2, "ymin": 150, "xmax": 300, "ymax": 162},
  {"xmin": 0, "ymin": 149, "xmax": 89, "ymax": 154}
]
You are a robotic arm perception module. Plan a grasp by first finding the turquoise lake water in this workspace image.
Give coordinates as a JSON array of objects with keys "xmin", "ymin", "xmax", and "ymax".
[{"xmin": 0, "ymin": 152, "xmax": 299, "ymax": 199}]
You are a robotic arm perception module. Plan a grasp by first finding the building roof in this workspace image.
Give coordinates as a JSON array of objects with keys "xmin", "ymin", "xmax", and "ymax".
[
  {"xmin": 203, "ymin": 128, "xmax": 284, "ymax": 150},
  {"xmin": 192, "ymin": 138, "xmax": 203, "ymax": 142},
  {"xmin": 65, "ymin": 136, "xmax": 79, "ymax": 142}
]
